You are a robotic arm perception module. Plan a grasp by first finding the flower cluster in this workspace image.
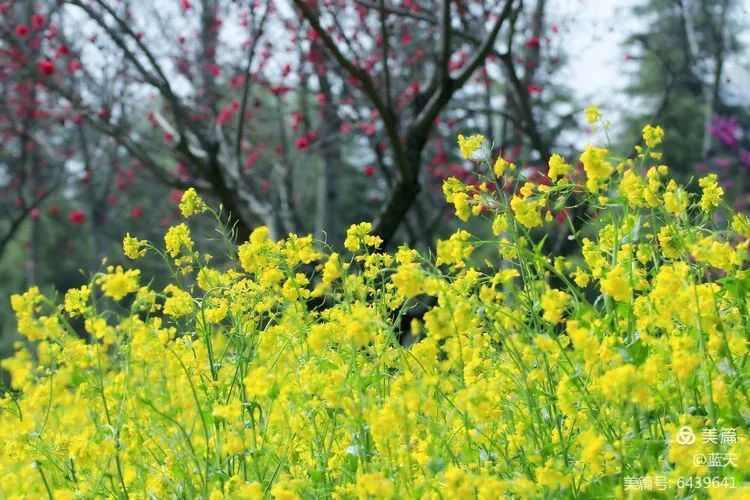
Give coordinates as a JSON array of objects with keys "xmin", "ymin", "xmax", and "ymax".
[{"xmin": 2, "ymin": 119, "xmax": 750, "ymax": 498}]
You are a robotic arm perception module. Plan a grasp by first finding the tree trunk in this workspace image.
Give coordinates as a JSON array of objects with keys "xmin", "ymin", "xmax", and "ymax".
[{"xmin": 315, "ymin": 71, "xmax": 343, "ymax": 244}]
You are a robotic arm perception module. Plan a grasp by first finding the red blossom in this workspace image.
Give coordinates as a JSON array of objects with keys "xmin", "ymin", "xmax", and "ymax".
[
  {"xmin": 169, "ymin": 189, "xmax": 184, "ymax": 204},
  {"xmin": 131, "ymin": 206, "xmax": 144, "ymax": 219},
  {"xmin": 229, "ymin": 75, "xmax": 244, "ymax": 88},
  {"xmin": 176, "ymin": 161, "xmax": 190, "ymax": 179},
  {"xmin": 16, "ymin": 25, "xmax": 29, "ymax": 37},
  {"xmin": 37, "ymin": 59, "xmax": 55, "ymax": 75},
  {"xmin": 555, "ymin": 209, "xmax": 569, "ymax": 225},
  {"xmin": 527, "ymin": 83, "xmax": 542, "ymax": 95},
  {"xmin": 216, "ymin": 107, "xmax": 235, "ymax": 125},
  {"xmin": 68, "ymin": 59, "xmax": 82, "ymax": 72},
  {"xmin": 31, "ymin": 14, "xmax": 46, "ymax": 29},
  {"xmin": 363, "ymin": 165, "xmax": 376, "ymax": 177},
  {"xmin": 68, "ymin": 210, "xmax": 86, "ymax": 225},
  {"xmin": 360, "ymin": 122, "xmax": 376, "ymax": 136},
  {"xmin": 294, "ymin": 135, "xmax": 311, "ymax": 150},
  {"xmin": 289, "ymin": 112, "xmax": 302, "ymax": 131}
]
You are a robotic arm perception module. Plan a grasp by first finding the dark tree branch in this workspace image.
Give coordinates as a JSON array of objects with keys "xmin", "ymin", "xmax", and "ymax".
[
  {"xmin": 0, "ymin": 186, "xmax": 58, "ymax": 262},
  {"xmin": 290, "ymin": 0, "xmax": 410, "ymax": 179},
  {"xmin": 235, "ymin": 6, "xmax": 269, "ymax": 178}
]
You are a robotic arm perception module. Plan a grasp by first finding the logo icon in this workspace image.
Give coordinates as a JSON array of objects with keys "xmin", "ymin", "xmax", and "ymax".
[{"xmin": 676, "ymin": 426, "xmax": 696, "ymax": 445}]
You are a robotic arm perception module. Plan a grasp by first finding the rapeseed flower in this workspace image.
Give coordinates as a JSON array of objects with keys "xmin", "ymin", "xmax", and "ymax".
[{"xmin": 3, "ymin": 123, "xmax": 750, "ymax": 499}]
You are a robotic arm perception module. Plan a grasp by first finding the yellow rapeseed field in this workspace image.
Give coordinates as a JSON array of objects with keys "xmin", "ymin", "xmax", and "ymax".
[{"xmin": 3, "ymin": 113, "xmax": 750, "ymax": 498}]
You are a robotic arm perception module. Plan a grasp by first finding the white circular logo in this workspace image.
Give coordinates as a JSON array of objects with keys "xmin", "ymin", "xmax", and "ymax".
[{"xmin": 676, "ymin": 425, "xmax": 696, "ymax": 445}]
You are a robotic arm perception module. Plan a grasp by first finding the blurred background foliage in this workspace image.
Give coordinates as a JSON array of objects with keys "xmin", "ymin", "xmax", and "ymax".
[{"xmin": 1, "ymin": 0, "xmax": 749, "ymax": 358}]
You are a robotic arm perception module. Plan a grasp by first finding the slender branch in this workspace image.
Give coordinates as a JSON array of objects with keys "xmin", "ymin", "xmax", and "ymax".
[
  {"xmin": 353, "ymin": 0, "xmax": 434, "ymax": 23},
  {"xmin": 414, "ymin": 0, "xmax": 516, "ymax": 131},
  {"xmin": 290, "ymin": 0, "xmax": 409, "ymax": 178},
  {"xmin": 235, "ymin": 7, "xmax": 269, "ymax": 177},
  {"xmin": 379, "ymin": 0, "xmax": 393, "ymax": 110},
  {"xmin": 438, "ymin": 0, "xmax": 452, "ymax": 88},
  {"xmin": 452, "ymin": 0, "xmax": 515, "ymax": 89}
]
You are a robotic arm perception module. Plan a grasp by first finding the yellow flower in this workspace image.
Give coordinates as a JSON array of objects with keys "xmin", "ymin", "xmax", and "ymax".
[
  {"xmin": 691, "ymin": 236, "xmax": 740, "ymax": 271},
  {"xmin": 443, "ymin": 178, "xmax": 471, "ymax": 221},
  {"xmin": 244, "ymin": 366, "xmax": 274, "ymax": 398},
  {"xmin": 535, "ymin": 458, "xmax": 573, "ymax": 490},
  {"xmin": 579, "ymin": 429, "xmax": 607, "ymax": 474},
  {"xmin": 197, "ymin": 267, "xmax": 222, "ymax": 291},
  {"xmin": 510, "ymin": 194, "xmax": 543, "ymax": 229},
  {"xmin": 494, "ymin": 156, "xmax": 515, "ymax": 177},
  {"xmin": 392, "ymin": 262, "xmax": 424, "ymax": 298},
  {"xmin": 10, "ymin": 286, "xmax": 43, "ymax": 320},
  {"xmin": 584, "ymin": 104, "xmax": 601, "ymax": 124},
  {"xmin": 582, "ymin": 238, "xmax": 606, "ymax": 276},
  {"xmin": 270, "ymin": 481, "xmax": 297, "ymax": 500},
  {"xmin": 663, "ymin": 181, "xmax": 688, "ymax": 217},
  {"xmin": 211, "ymin": 400, "xmax": 242, "ymax": 421},
  {"xmin": 356, "ymin": 472, "xmax": 394, "ymax": 499},
  {"xmin": 123, "ymin": 233, "xmax": 147, "ymax": 259},
  {"xmin": 698, "ymin": 174, "xmax": 723, "ymax": 212},
  {"xmin": 596, "ymin": 363, "xmax": 648, "ymax": 408},
  {"xmin": 6, "ymin": 120, "xmax": 750, "ymax": 500},
  {"xmin": 540, "ymin": 288, "xmax": 571, "ymax": 323},
  {"xmin": 492, "ymin": 214, "xmax": 509, "ymax": 235},
  {"xmin": 457, "ymin": 133, "xmax": 486, "ymax": 160},
  {"xmin": 321, "ymin": 252, "xmax": 341, "ymax": 286},
  {"xmin": 618, "ymin": 169, "xmax": 645, "ymax": 207},
  {"xmin": 570, "ymin": 267, "xmax": 590, "ymax": 287},
  {"xmin": 436, "ymin": 230, "xmax": 473, "ymax": 268},
  {"xmin": 98, "ymin": 266, "xmax": 140, "ymax": 301},
  {"xmin": 163, "ymin": 284, "xmax": 193, "ymax": 317},
  {"xmin": 732, "ymin": 213, "xmax": 750, "ymax": 238},
  {"xmin": 64, "ymin": 285, "xmax": 91, "ymax": 317},
  {"xmin": 547, "ymin": 154, "xmax": 571, "ymax": 182},
  {"xmin": 203, "ymin": 298, "xmax": 228, "ymax": 323},
  {"xmin": 580, "ymin": 145, "xmax": 613, "ymax": 192},
  {"xmin": 642, "ymin": 124, "xmax": 664, "ymax": 149},
  {"xmin": 179, "ymin": 187, "xmax": 207, "ymax": 217},
  {"xmin": 235, "ymin": 482, "xmax": 263, "ymax": 499},
  {"xmin": 344, "ymin": 222, "xmax": 381, "ymax": 252},
  {"xmin": 164, "ymin": 223, "xmax": 194, "ymax": 258},
  {"xmin": 84, "ymin": 316, "xmax": 112, "ymax": 341},
  {"xmin": 658, "ymin": 225, "xmax": 682, "ymax": 259},
  {"xmin": 250, "ymin": 225, "xmax": 270, "ymax": 244},
  {"xmin": 600, "ymin": 264, "xmax": 632, "ymax": 302}
]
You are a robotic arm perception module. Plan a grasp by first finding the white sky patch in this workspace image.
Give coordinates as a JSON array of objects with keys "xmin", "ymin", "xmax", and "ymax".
[{"xmin": 554, "ymin": 0, "xmax": 750, "ymax": 110}]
